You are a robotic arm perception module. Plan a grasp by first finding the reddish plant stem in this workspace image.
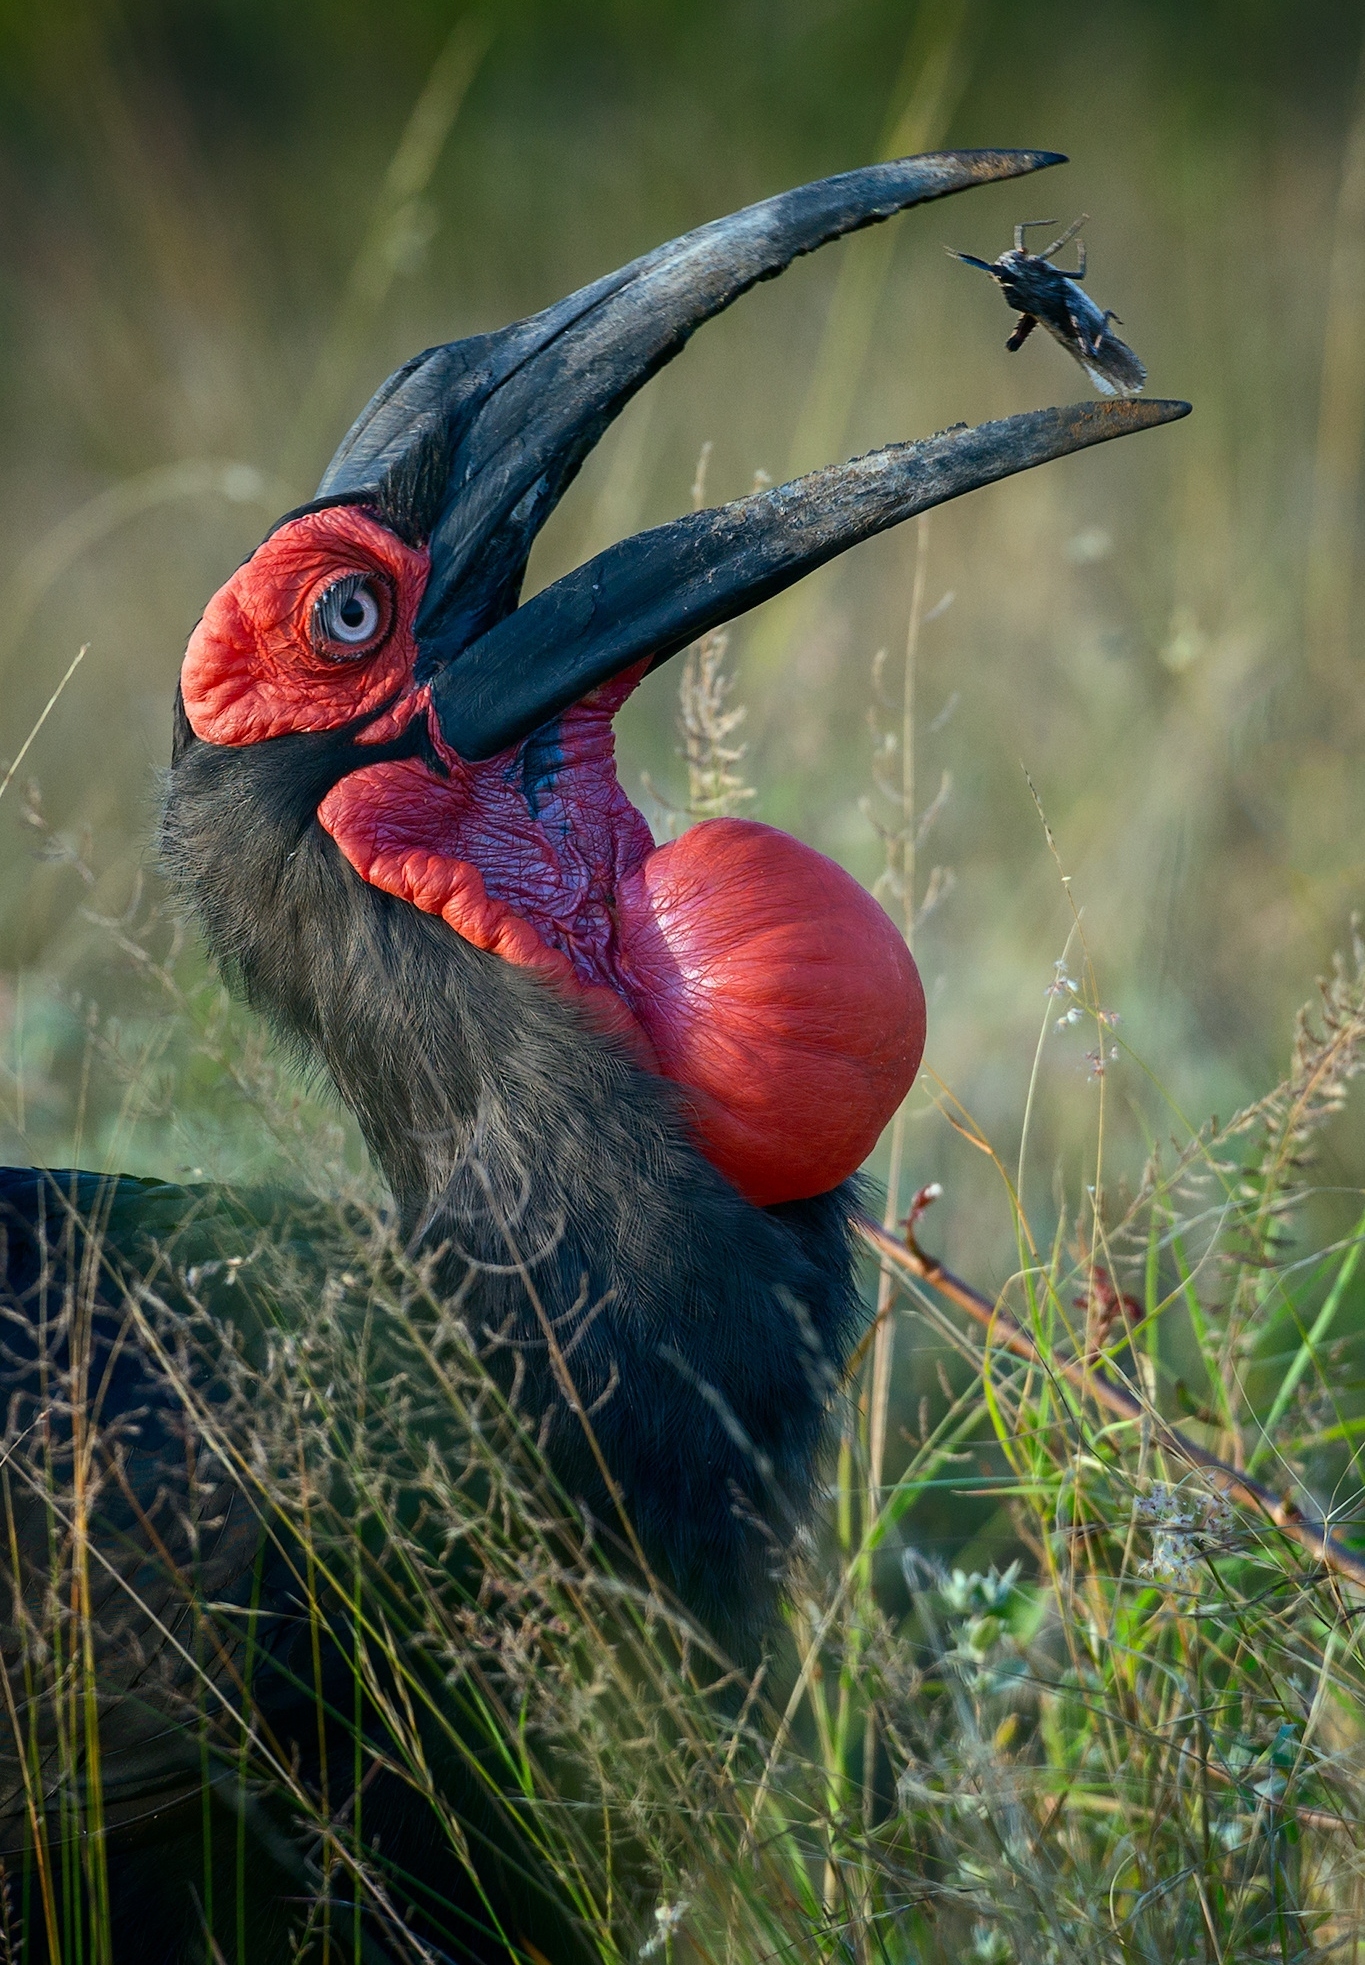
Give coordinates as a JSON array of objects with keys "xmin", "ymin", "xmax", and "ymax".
[{"xmin": 853, "ymin": 1210, "xmax": 1365, "ymax": 1595}]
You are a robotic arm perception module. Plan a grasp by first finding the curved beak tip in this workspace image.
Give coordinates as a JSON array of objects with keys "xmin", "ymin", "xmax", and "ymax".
[
  {"xmin": 431, "ymin": 393, "xmax": 1194, "ymax": 762},
  {"xmin": 340, "ymin": 146, "xmax": 1187, "ymax": 761}
]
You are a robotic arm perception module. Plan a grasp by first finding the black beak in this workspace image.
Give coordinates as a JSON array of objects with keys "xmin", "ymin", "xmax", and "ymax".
[
  {"xmin": 312, "ymin": 150, "xmax": 1189, "ymax": 762},
  {"xmin": 430, "ymin": 399, "xmax": 1185, "ymax": 759}
]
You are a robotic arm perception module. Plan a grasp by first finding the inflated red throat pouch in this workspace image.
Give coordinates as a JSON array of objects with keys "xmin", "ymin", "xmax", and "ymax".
[
  {"xmin": 322, "ymin": 754, "xmax": 925, "ymax": 1207},
  {"xmin": 184, "ymin": 506, "xmax": 926, "ymax": 1208}
]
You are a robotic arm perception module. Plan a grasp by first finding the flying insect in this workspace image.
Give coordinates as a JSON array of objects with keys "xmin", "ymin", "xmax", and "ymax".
[
  {"xmin": 0, "ymin": 152, "xmax": 1186, "ymax": 1961},
  {"xmin": 950, "ymin": 215, "xmax": 1147, "ymax": 398}
]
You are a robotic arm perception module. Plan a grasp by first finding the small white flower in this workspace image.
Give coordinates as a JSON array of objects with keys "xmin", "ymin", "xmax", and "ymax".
[
  {"xmin": 639, "ymin": 1899, "xmax": 690, "ymax": 1958},
  {"xmin": 971, "ymin": 1924, "xmax": 1014, "ymax": 1964},
  {"xmin": 1137, "ymin": 1482, "xmax": 1235, "ymax": 1587}
]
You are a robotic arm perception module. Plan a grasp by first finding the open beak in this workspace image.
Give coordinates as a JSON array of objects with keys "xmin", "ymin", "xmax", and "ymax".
[
  {"xmin": 431, "ymin": 398, "xmax": 1181, "ymax": 760},
  {"xmin": 312, "ymin": 149, "xmax": 1189, "ymax": 761}
]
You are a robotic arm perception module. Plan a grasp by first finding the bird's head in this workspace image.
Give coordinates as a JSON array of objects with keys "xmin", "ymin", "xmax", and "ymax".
[{"xmin": 171, "ymin": 151, "xmax": 1186, "ymax": 1208}]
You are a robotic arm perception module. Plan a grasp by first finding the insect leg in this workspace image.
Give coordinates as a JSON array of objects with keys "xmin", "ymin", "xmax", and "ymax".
[
  {"xmin": 1006, "ymin": 313, "xmax": 1038, "ymax": 351},
  {"xmin": 1015, "ymin": 218, "xmax": 1059, "ymax": 250},
  {"xmin": 1039, "ymin": 212, "xmax": 1088, "ymax": 263}
]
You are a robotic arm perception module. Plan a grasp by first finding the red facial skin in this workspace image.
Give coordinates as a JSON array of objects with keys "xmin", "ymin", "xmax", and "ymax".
[
  {"xmin": 181, "ymin": 506, "xmax": 926, "ymax": 1206},
  {"xmin": 182, "ymin": 509, "xmax": 426, "ymax": 745}
]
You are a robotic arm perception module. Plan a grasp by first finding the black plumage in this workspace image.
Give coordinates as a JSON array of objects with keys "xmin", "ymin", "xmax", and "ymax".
[
  {"xmin": 163, "ymin": 713, "xmax": 866, "ymax": 1639},
  {"xmin": 0, "ymin": 149, "xmax": 1188, "ymax": 1961}
]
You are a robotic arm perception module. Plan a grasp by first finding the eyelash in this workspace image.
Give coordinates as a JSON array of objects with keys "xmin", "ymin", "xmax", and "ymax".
[{"xmin": 310, "ymin": 573, "xmax": 391, "ymax": 657}]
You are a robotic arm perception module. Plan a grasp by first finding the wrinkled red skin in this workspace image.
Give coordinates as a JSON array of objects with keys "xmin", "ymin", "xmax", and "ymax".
[
  {"xmin": 181, "ymin": 508, "xmax": 426, "ymax": 745},
  {"xmin": 181, "ymin": 506, "xmax": 926, "ymax": 1206}
]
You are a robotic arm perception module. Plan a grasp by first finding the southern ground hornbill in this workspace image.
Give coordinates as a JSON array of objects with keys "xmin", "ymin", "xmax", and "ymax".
[{"xmin": 0, "ymin": 150, "xmax": 1185, "ymax": 1959}]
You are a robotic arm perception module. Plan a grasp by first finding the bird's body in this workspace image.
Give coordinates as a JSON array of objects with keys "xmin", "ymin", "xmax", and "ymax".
[
  {"xmin": 0, "ymin": 149, "xmax": 1186, "ymax": 1959},
  {"xmin": 0, "ymin": 1146, "xmax": 859, "ymax": 1960}
]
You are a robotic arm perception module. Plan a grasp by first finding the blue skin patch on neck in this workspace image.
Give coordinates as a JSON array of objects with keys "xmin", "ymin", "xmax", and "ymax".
[{"xmin": 519, "ymin": 719, "xmax": 564, "ymax": 821}]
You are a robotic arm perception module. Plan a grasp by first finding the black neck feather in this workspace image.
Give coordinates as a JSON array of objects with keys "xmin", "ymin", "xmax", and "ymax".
[{"xmin": 160, "ymin": 727, "xmax": 866, "ymax": 1652}]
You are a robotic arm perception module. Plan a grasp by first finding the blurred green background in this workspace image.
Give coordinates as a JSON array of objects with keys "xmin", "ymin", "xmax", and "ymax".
[{"xmin": 1, "ymin": 0, "xmax": 1364, "ymax": 1352}]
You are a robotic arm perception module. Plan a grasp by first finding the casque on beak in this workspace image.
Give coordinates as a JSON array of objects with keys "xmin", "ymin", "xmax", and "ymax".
[
  {"xmin": 181, "ymin": 149, "xmax": 1189, "ymax": 1210},
  {"xmin": 303, "ymin": 148, "xmax": 1189, "ymax": 761}
]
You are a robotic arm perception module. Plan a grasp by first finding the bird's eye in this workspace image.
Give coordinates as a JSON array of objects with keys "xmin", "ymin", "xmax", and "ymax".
[{"xmin": 311, "ymin": 574, "xmax": 390, "ymax": 658}]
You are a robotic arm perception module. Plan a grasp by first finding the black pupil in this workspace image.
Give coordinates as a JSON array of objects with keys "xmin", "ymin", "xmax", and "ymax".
[{"xmin": 339, "ymin": 593, "xmax": 366, "ymax": 629}]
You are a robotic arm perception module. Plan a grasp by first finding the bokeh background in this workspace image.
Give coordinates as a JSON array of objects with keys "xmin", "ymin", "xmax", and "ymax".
[{"xmin": 2, "ymin": 0, "xmax": 1364, "ymax": 1506}]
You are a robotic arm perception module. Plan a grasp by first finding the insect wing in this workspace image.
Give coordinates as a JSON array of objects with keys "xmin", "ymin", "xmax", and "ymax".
[
  {"xmin": 1078, "ymin": 359, "xmax": 1121, "ymax": 399},
  {"xmin": 1086, "ymin": 332, "xmax": 1147, "ymax": 399},
  {"xmin": 950, "ymin": 233, "xmax": 1149, "ymax": 399},
  {"xmin": 1062, "ymin": 279, "xmax": 1109, "ymax": 354}
]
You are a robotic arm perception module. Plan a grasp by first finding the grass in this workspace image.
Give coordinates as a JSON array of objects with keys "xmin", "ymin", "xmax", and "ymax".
[
  {"xmin": 4, "ymin": 641, "xmax": 1365, "ymax": 1962},
  {"xmin": 1, "ymin": 4, "xmax": 1365, "ymax": 1956}
]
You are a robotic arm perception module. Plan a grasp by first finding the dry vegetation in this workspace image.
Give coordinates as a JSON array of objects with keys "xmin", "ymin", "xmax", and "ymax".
[
  {"xmin": 3, "ymin": 1, "xmax": 1365, "ymax": 1958},
  {"xmin": 7, "ymin": 800, "xmax": 1365, "ymax": 1962}
]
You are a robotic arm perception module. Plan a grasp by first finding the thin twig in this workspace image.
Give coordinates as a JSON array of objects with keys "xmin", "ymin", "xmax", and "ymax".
[
  {"xmin": 854, "ymin": 1209, "xmax": 1365, "ymax": 1595},
  {"xmin": 0, "ymin": 645, "xmax": 88, "ymax": 808}
]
